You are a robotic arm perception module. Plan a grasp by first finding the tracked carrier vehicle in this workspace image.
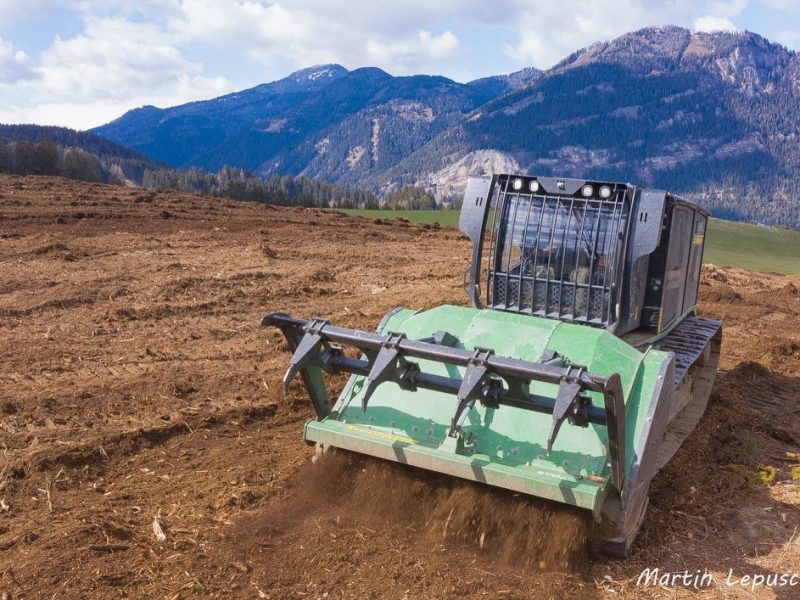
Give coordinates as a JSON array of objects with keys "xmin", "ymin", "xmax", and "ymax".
[{"xmin": 264, "ymin": 174, "xmax": 721, "ymax": 556}]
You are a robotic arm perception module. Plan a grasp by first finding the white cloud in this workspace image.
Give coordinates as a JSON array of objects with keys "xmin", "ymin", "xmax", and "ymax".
[
  {"xmin": 0, "ymin": 0, "xmax": 52, "ymax": 23},
  {"xmin": 504, "ymin": 1, "xmax": 682, "ymax": 66},
  {"xmin": 693, "ymin": 15, "xmax": 739, "ymax": 32},
  {"xmin": 503, "ymin": 0, "xmax": 751, "ymax": 67},
  {"xmin": 164, "ymin": 0, "xmax": 468, "ymax": 73},
  {"xmin": 0, "ymin": 72, "xmax": 233, "ymax": 129},
  {"xmin": 776, "ymin": 29, "xmax": 800, "ymax": 49},
  {"xmin": 365, "ymin": 31, "xmax": 459, "ymax": 73},
  {"xmin": 0, "ymin": 0, "xmax": 793, "ymax": 129},
  {"xmin": 760, "ymin": 0, "xmax": 800, "ymax": 13},
  {"xmin": 37, "ymin": 18, "xmax": 202, "ymax": 100},
  {"xmin": 0, "ymin": 101, "xmax": 143, "ymax": 129},
  {"xmin": 705, "ymin": 0, "xmax": 748, "ymax": 16},
  {"xmin": 0, "ymin": 37, "xmax": 38, "ymax": 83},
  {"xmin": 0, "ymin": 12, "xmax": 233, "ymax": 129}
]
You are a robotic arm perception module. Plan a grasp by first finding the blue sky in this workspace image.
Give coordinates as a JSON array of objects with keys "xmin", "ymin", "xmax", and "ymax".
[{"xmin": 0, "ymin": 0, "xmax": 797, "ymax": 130}]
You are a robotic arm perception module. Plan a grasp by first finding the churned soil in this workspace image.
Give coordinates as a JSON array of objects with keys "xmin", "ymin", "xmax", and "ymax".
[{"xmin": 0, "ymin": 175, "xmax": 798, "ymax": 599}]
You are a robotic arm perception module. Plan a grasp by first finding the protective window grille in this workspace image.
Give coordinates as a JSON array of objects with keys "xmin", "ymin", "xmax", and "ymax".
[{"xmin": 485, "ymin": 180, "xmax": 629, "ymax": 325}]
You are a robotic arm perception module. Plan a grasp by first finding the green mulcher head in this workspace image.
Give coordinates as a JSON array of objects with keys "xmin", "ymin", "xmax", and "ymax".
[{"xmin": 263, "ymin": 173, "xmax": 721, "ymax": 556}]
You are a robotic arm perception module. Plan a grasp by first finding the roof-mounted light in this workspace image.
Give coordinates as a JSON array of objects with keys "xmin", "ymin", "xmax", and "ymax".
[
  {"xmin": 581, "ymin": 184, "xmax": 594, "ymax": 197},
  {"xmin": 599, "ymin": 185, "xmax": 612, "ymax": 199},
  {"xmin": 529, "ymin": 180, "xmax": 540, "ymax": 193},
  {"xmin": 512, "ymin": 178, "xmax": 523, "ymax": 191}
]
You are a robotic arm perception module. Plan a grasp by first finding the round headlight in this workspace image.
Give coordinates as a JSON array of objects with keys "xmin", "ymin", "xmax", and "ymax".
[
  {"xmin": 581, "ymin": 184, "xmax": 593, "ymax": 197},
  {"xmin": 599, "ymin": 185, "xmax": 612, "ymax": 199},
  {"xmin": 529, "ymin": 180, "xmax": 540, "ymax": 193},
  {"xmin": 512, "ymin": 178, "xmax": 523, "ymax": 191}
]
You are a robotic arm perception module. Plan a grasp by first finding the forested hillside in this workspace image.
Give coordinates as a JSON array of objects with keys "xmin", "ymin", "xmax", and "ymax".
[
  {"xmin": 0, "ymin": 125, "xmax": 377, "ymax": 208},
  {"xmin": 92, "ymin": 27, "xmax": 800, "ymax": 227},
  {"xmin": 381, "ymin": 27, "xmax": 800, "ymax": 227}
]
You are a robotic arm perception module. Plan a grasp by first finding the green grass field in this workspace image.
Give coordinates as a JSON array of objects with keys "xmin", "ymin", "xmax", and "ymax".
[{"xmin": 338, "ymin": 209, "xmax": 800, "ymax": 275}]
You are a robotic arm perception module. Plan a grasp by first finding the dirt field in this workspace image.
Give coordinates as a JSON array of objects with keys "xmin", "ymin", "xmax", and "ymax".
[{"xmin": 1, "ymin": 175, "xmax": 799, "ymax": 599}]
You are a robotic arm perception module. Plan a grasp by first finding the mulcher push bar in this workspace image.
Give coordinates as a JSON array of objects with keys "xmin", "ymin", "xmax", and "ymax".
[{"xmin": 262, "ymin": 312, "xmax": 627, "ymax": 492}]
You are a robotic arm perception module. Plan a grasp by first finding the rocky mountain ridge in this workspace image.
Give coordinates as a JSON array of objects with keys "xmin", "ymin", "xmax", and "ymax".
[{"xmin": 91, "ymin": 27, "xmax": 800, "ymax": 226}]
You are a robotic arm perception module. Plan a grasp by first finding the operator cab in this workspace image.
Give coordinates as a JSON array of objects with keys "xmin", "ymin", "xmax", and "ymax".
[{"xmin": 459, "ymin": 174, "xmax": 710, "ymax": 338}]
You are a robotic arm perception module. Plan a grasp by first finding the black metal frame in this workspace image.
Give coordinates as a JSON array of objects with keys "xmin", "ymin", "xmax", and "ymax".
[
  {"xmin": 484, "ymin": 175, "xmax": 632, "ymax": 326},
  {"xmin": 263, "ymin": 312, "xmax": 627, "ymax": 493}
]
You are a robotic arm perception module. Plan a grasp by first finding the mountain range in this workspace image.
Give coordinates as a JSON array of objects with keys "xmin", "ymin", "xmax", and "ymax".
[{"xmin": 93, "ymin": 26, "xmax": 800, "ymax": 227}]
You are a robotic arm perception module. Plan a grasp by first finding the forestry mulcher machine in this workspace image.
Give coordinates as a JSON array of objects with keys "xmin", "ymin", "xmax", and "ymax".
[{"xmin": 263, "ymin": 174, "xmax": 721, "ymax": 556}]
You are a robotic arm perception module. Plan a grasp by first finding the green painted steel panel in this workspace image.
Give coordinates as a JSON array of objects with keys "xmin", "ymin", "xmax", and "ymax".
[
  {"xmin": 307, "ymin": 304, "xmax": 671, "ymax": 511},
  {"xmin": 305, "ymin": 419, "xmax": 607, "ymax": 512}
]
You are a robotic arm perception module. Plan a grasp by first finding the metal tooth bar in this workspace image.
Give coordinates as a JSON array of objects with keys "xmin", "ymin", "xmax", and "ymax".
[
  {"xmin": 266, "ymin": 313, "xmax": 611, "ymax": 391},
  {"xmin": 361, "ymin": 332, "xmax": 414, "ymax": 411},
  {"xmin": 263, "ymin": 312, "xmax": 629, "ymax": 493},
  {"xmin": 330, "ymin": 354, "xmax": 608, "ymax": 425},
  {"xmin": 547, "ymin": 369, "xmax": 583, "ymax": 454},
  {"xmin": 450, "ymin": 347, "xmax": 495, "ymax": 436},
  {"xmin": 267, "ymin": 312, "xmax": 332, "ymax": 418},
  {"xmin": 282, "ymin": 319, "xmax": 327, "ymax": 395},
  {"xmin": 265, "ymin": 314, "xmax": 619, "ymax": 396}
]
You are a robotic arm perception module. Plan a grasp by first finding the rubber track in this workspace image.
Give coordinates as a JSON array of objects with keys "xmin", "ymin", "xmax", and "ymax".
[{"xmin": 653, "ymin": 316, "xmax": 721, "ymax": 386}]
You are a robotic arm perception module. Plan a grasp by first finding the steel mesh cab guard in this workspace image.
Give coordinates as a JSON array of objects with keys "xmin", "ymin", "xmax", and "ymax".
[
  {"xmin": 263, "ymin": 173, "xmax": 721, "ymax": 557},
  {"xmin": 484, "ymin": 175, "xmax": 630, "ymax": 325}
]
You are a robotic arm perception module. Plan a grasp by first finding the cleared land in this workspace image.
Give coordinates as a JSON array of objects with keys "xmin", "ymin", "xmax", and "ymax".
[
  {"xmin": 1, "ymin": 175, "xmax": 799, "ymax": 599},
  {"xmin": 339, "ymin": 209, "xmax": 800, "ymax": 275}
]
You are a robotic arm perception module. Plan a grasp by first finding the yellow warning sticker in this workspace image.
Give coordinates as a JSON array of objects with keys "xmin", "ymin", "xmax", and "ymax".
[
  {"xmin": 346, "ymin": 424, "xmax": 416, "ymax": 445},
  {"xmin": 692, "ymin": 233, "xmax": 705, "ymax": 245}
]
